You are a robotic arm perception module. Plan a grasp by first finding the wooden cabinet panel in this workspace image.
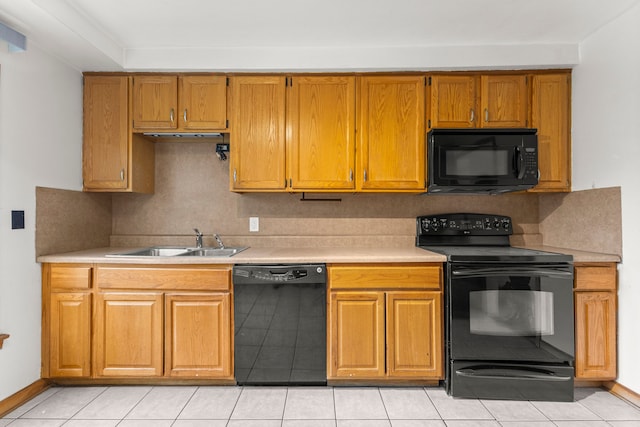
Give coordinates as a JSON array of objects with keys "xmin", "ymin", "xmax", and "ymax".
[
  {"xmin": 229, "ymin": 76, "xmax": 287, "ymax": 190},
  {"xmin": 358, "ymin": 76, "xmax": 426, "ymax": 191},
  {"xmin": 429, "ymin": 75, "xmax": 477, "ymax": 128},
  {"xmin": 49, "ymin": 292, "xmax": 91, "ymax": 377},
  {"xmin": 387, "ymin": 292, "xmax": 442, "ymax": 378},
  {"xmin": 179, "ymin": 75, "xmax": 227, "ymax": 130},
  {"xmin": 529, "ymin": 73, "xmax": 571, "ymax": 192},
  {"xmin": 50, "ymin": 265, "xmax": 92, "ymax": 290},
  {"xmin": 575, "ymin": 263, "xmax": 617, "ymax": 291},
  {"xmin": 94, "ymin": 292, "xmax": 163, "ymax": 377},
  {"xmin": 575, "ymin": 291, "xmax": 617, "ymax": 380},
  {"xmin": 165, "ymin": 293, "xmax": 232, "ymax": 378},
  {"xmin": 96, "ymin": 266, "xmax": 231, "ymax": 291},
  {"xmin": 329, "ymin": 264, "xmax": 442, "ymax": 290},
  {"xmin": 480, "ymin": 75, "xmax": 528, "ymax": 127},
  {"xmin": 83, "ymin": 75, "xmax": 130, "ymax": 190},
  {"xmin": 288, "ymin": 76, "xmax": 356, "ymax": 190},
  {"xmin": 132, "ymin": 75, "xmax": 178, "ymax": 130},
  {"xmin": 329, "ymin": 291, "xmax": 385, "ymax": 378}
]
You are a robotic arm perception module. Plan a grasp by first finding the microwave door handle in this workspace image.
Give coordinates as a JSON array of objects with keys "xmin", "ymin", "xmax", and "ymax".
[{"xmin": 515, "ymin": 146, "xmax": 525, "ymax": 179}]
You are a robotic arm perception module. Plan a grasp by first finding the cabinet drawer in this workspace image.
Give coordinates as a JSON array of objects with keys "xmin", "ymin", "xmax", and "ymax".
[
  {"xmin": 574, "ymin": 263, "xmax": 617, "ymax": 291},
  {"xmin": 50, "ymin": 265, "xmax": 92, "ymax": 290},
  {"xmin": 96, "ymin": 266, "xmax": 231, "ymax": 291},
  {"xmin": 329, "ymin": 264, "xmax": 442, "ymax": 290}
]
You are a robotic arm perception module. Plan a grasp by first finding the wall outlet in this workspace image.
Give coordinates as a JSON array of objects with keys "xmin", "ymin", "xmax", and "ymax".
[{"xmin": 249, "ymin": 217, "xmax": 259, "ymax": 232}]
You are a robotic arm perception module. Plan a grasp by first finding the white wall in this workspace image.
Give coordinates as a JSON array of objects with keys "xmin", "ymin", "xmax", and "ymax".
[
  {"xmin": 573, "ymin": 4, "xmax": 640, "ymax": 392},
  {"xmin": 0, "ymin": 43, "xmax": 82, "ymax": 400}
]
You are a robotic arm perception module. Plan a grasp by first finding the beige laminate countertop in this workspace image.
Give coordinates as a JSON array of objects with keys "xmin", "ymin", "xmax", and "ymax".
[{"xmin": 36, "ymin": 245, "xmax": 620, "ymax": 264}]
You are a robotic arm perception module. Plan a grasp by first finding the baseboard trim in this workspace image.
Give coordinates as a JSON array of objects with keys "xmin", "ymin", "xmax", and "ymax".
[
  {"xmin": 604, "ymin": 380, "xmax": 640, "ymax": 408},
  {"xmin": 0, "ymin": 379, "xmax": 51, "ymax": 417}
]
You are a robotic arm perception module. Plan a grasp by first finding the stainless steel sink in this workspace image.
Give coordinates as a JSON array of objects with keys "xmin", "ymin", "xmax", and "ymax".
[
  {"xmin": 177, "ymin": 247, "xmax": 247, "ymax": 257},
  {"xmin": 107, "ymin": 246, "xmax": 247, "ymax": 258}
]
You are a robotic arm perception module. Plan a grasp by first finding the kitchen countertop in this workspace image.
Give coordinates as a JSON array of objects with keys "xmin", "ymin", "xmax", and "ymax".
[{"xmin": 36, "ymin": 245, "xmax": 620, "ymax": 264}]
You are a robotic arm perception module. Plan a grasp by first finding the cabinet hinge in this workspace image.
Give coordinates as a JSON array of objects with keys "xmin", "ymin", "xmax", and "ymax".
[
  {"xmin": 226, "ymin": 76, "xmax": 230, "ymax": 86},
  {"xmin": 424, "ymin": 76, "xmax": 427, "ymax": 86},
  {"xmin": 427, "ymin": 76, "xmax": 432, "ymax": 86},
  {"xmin": 428, "ymin": 119, "xmax": 431, "ymax": 128},
  {"xmin": 226, "ymin": 119, "xmax": 229, "ymax": 128}
]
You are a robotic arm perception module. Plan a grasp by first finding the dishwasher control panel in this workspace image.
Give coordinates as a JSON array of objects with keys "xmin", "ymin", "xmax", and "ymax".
[{"xmin": 233, "ymin": 264, "xmax": 326, "ymax": 284}]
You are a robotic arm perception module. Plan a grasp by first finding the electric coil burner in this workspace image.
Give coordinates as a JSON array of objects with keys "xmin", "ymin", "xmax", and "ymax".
[{"xmin": 417, "ymin": 213, "xmax": 575, "ymax": 402}]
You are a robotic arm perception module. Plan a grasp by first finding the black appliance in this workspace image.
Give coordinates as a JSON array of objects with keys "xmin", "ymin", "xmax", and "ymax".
[
  {"xmin": 232, "ymin": 264, "xmax": 327, "ymax": 385},
  {"xmin": 416, "ymin": 213, "xmax": 575, "ymax": 401},
  {"xmin": 427, "ymin": 128, "xmax": 539, "ymax": 194}
]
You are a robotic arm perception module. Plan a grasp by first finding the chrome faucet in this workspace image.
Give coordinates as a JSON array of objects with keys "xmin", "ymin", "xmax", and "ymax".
[
  {"xmin": 214, "ymin": 233, "xmax": 225, "ymax": 249},
  {"xmin": 193, "ymin": 228, "xmax": 203, "ymax": 248}
]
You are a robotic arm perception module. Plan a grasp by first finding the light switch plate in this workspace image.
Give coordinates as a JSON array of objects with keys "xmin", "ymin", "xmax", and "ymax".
[
  {"xmin": 249, "ymin": 217, "xmax": 259, "ymax": 232},
  {"xmin": 11, "ymin": 210, "xmax": 25, "ymax": 229}
]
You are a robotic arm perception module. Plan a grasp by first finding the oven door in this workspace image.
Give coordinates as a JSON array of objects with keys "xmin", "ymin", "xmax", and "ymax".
[{"xmin": 448, "ymin": 263, "xmax": 574, "ymax": 364}]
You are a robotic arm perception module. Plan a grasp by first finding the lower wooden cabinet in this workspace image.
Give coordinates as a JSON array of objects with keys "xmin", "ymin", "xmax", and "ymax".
[
  {"xmin": 328, "ymin": 264, "xmax": 443, "ymax": 381},
  {"xmin": 574, "ymin": 262, "xmax": 618, "ymax": 380},
  {"xmin": 42, "ymin": 263, "xmax": 233, "ymax": 381},
  {"xmin": 44, "ymin": 264, "xmax": 93, "ymax": 378},
  {"xmin": 165, "ymin": 293, "xmax": 231, "ymax": 378},
  {"xmin": 94, "ymin": 292, "xmax": 164, "ymax": 377}
]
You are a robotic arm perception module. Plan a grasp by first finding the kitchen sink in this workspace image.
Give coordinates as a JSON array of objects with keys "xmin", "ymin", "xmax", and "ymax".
[
  {"xmin": 107, "ymin": 246, "xmax": 247, "ymax": 258},
  {"xmin": 177, "ymin": 247, "xmax": 247, "ymax": 257}
]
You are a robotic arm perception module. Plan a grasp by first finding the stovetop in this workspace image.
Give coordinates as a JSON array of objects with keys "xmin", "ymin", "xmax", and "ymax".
[
  {"xmin": 416, "ymin": 213, "xmax": 572, "ymax": 263},
  {"xmin": 420, "ymin": 245, "xmax": 573, "ymax": 263}
]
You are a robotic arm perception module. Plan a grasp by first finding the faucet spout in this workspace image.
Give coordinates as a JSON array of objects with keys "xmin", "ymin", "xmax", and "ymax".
[
  {"xmin": 193, "ymin": 228, "xmax": 203, "ymax": 248},
  {"xmin": 214, "ymin": 234, "xmax": 225, "ymax": 249}
]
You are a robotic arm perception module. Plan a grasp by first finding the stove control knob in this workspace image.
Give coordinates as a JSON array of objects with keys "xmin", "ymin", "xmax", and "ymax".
[
  {"xmin": 493, "ymin": 220, "xmax": 501, "ymax": 228},
  {"xmin": 503, "ymin": 221, "xmax": 510, "ymax": 229}
]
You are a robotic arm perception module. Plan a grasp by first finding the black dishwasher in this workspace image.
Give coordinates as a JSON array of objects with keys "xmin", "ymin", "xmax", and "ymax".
[{"xmin": 232, "ymin": 264, "xmax": 327, "ymax": 385}]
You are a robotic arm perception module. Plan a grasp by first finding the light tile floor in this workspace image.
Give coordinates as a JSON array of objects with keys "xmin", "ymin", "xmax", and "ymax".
[{"xmin": 2, "ymin": 386, "xmax": 640, "ymax": 426}]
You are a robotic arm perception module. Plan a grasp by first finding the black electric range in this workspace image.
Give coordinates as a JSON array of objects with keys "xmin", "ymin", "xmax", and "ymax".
[{"xmin": 416, "ymin": 213, "xmax": 575, "ymax": 402}]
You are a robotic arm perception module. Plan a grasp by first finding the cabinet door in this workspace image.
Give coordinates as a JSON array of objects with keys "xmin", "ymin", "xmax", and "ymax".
[
  {"xmin": 480, "ymin": 75, "xmax": 528, "ymax": 127},
  {"xmin": 288, "ymin": 76, "xmax": 356, "ymax": 190},
  {"xmin": 529, "ymin": 73, "xmax": 571, "ymax": 192},
  {"xmin": 132, "ymin": 75, "xmax": 178, "ymax": 130},
  {"xmin": 229, "ymin": 76, "xmax": 287, "ymax": 190},
  {"xmin": 575, "ymin": 291, "xmax": 617, "ymax": 380},
  {"xmin": 83, "ymin": 75, "xmax": 130, "ymax": 190},
  {"xmin": 49, "ymin": 293, "xmax": 91, "ymax": 377},
  {"xmin": 94, "ymin": 292, "xmax": 163, "ymax": 377},
  {"xmin": 329, "ymin": 291, "xmax": 385, "ymax": 378},
  {"xmin": 358, "ymin": 76, "xmax": 426, "ymax": 191},
  {"xmin": 387, "ymin": 291, "xmax": 443, "ymax": 378},
  {"xmin": 165, "ymin": 293, "xmax": 232, "ymax": 378},
  {"xmin": 429, "ymin": 75, "xmax": 477, "ymax": 128},
  {"xmin": 179, "ymin": 75, "xmax": 227, "ymax": 130}
]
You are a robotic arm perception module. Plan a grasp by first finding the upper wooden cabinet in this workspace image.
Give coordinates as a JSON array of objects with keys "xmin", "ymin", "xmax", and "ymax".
[
  {"xmin": 132, "ymin": 75, "xmax": 227, "ymax": 132},
  {"xmin": 287, "ymin": 76, "xmax": 356, "ymax": 191},
  {"xmin": 83, "ymin": 75, "xmax": 154, "ymax": 193},
  {"xmin": 229, "ymin": 76, "xmax": 287, "ymax": 191},
  {"xmin": 528, "ymin": 72, "xmax": 571, "ymax": 192},
  {"xmin": 428, "ymin": 73, "xmax": 528, "ymax": 129},
  {"xmin": 357, "ymin": 76, "xmax": 426, "ymax": 191}
]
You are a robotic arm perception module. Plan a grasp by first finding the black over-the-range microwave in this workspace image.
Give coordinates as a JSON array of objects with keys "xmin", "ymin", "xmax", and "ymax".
[{"xmin": 426, "ymin": 128, "xmax": 539, "ymax": 194}]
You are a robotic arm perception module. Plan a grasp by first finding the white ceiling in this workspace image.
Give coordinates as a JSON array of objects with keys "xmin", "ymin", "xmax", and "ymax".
[{"xmin": 1, "ymin": 0, "xmax": 639, "ymax": 71}]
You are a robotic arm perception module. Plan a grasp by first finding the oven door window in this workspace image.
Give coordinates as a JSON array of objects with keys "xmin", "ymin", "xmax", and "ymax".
[
  {"xmin": 449, "ymin": 264, "xmax": 574, "ymax": 364},
  {"xmin": 469, "ymin": 289, "xmax": 554, "ymax": 336}
]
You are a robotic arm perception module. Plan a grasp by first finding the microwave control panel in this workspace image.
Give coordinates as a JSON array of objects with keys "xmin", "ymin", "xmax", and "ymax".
[{"xmin": 417, "ymin": 213, "xmax": 512, "ymax": 236}]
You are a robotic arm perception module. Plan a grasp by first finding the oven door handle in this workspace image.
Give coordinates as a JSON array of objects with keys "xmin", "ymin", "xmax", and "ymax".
[
  {"xmin": 456, "ymin": 366, "xmax": 572, "ymax": 382},
  {"xmin": 451, "ymin": 266, "xmax": 572, "ymax": 278}
]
